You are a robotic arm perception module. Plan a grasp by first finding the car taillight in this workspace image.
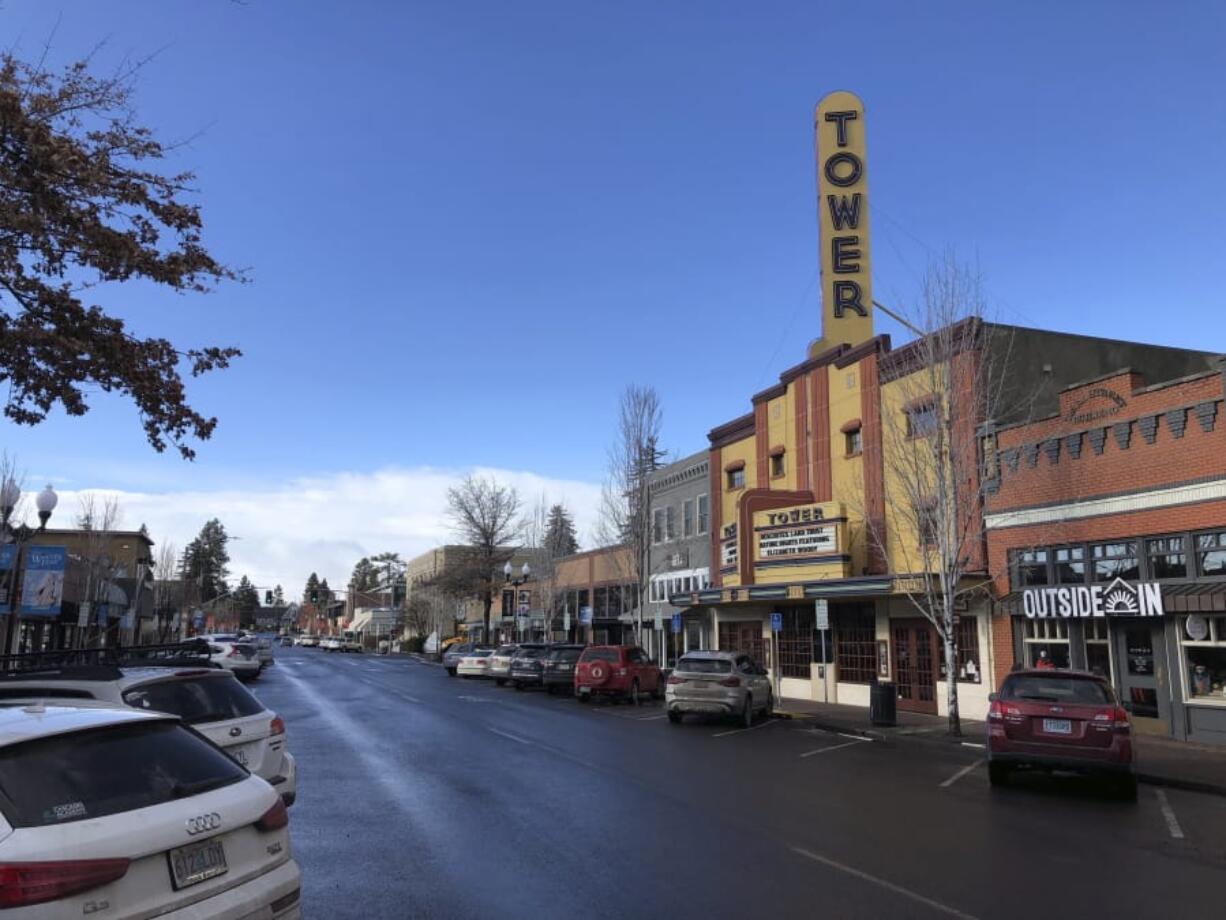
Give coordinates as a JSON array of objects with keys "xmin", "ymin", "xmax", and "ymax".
[
  {"xmin": 270, "ymin": 716, "xmax": 286, "ymax": 737},
  {"xmin": 667, "ymin": 675, "xmax": 684, "ymax": 685},
  {"xmin": 988, "ymin": 700, "xmax": 1004, "ymax": 722},
  {"xmin": 616, "ymin": 668, "xmax": 627, "ymax": 677},
  {"xmin": 0, "ymin": 859, "xmax": 131, "ymax": 908},
  {"xmin": 227, "ymin": 647, "xmax": 239, "ymax": 658},
  {"xmin": 1113, "ymin": 706, "xmax": 1131, "ymax": 734},
  {"xmin": 719, "ymin": 677, "xmax": 741, "ymax": 688},
  {"xmin": 256, "ymin": 799, "xmax": 289, "ymax": 832}
]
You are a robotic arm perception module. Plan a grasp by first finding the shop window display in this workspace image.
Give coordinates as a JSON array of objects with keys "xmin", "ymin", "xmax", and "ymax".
[{"xmin": 1182, "ymin": 615, "xmax": 1226, "ymax": 703}]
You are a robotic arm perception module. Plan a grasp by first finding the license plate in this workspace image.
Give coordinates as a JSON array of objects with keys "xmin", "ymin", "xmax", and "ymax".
[
  {"xmin": 1042, "ymin": 718, "xmax": 1072, "ymax": 734},
  {"xmin": 168, "ymin": 838, "xmax": 227, "ymax": 890}
]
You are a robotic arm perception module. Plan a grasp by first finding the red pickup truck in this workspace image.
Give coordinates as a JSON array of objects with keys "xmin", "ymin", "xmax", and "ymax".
[{"xmin": 574, "ymin": 645, "xmax": 662, "ymax": 705}]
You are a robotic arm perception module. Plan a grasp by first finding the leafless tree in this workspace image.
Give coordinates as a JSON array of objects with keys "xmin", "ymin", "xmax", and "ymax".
[
  {"xmin": 152, "ymin": 539, "xmax": 181, "ymax": 641},
  {"xmin": 444, "ymin": 474, "xmax": 521, "ymax": 646},
  {"xmin": 520, "ymin": 494, "xmax": 563, "ymax": 640},
  {"xmin": 74, "ymin": 492, "xmax": 124, "ymax": 647},
  {"xmin": 860, "ymin": 255, "xmax": 1032, "ymax": 736},
  {"xmin": 596, "ymin": 385, "xmax": 664, "ymax": 643}
]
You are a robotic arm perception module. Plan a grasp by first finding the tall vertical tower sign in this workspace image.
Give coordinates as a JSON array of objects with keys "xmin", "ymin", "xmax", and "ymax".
[{"xmin": 816, "ymin": 90, "xmax": 874, "ymax": 347}]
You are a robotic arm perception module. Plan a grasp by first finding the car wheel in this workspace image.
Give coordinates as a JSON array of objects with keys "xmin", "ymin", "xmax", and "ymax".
[
  {"xmin": 988, "ymin": 761, "xmax": 1010, "ymax": 788},
  {"xmin": 668, "ymin": 710, "xmax": 682, "ymax": 724},
  {"xmin": 763, "ymin": 689, "xmax": 774, "ymax": 720},
  {"xmin": 447, "ymin": 668, "xmax": 456, "ymax": 677},
  {"xmin": 513, "ymin": 681, "xmax": 523, "ymax": 691},
  {"xmin": 741, "ymin": 695, "xmax": 753, "ymax": 728},
  {"xmin": 629, "ymin": 680, "xmax": 640, "ymax": 707},
  {"xmin": 577, "ymin": 692, "xmax": 591, "ymax": 704}
]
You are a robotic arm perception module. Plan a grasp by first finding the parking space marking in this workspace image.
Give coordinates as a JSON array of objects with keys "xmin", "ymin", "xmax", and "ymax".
[
  {"xmin": 712, "ymin": 719, "xmax": 778, "ymax": 738},
  {"xmin": 799, "ymin": 739, "xmax": 867, "ymax": 758},
  {"xmin": 939, "ymin": 759, "xmax": 984, "ymax": 788},
  {"xmin": 636, "ymin": 714, "xmax": 667, "ymax": 721},
  {"xmin": 791, "ymin": 847, "xmax": 980, "ymax": 920},
  {"xmin": 1155, "ymin": 789, "xmax": 1185, "ymax": 840},
  {"xmin": 960, "ymin": 742, "xmax": 985, "ymax": 750},
  {"xmin": 486, "ymin": 727, "xmax": 532, "ymax": 746}
]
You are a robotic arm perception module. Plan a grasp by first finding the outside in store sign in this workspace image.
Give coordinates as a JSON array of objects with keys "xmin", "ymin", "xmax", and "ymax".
[{"xmin": 1022, "ymin": 578, "xmax": 1164, "ymax": 618}]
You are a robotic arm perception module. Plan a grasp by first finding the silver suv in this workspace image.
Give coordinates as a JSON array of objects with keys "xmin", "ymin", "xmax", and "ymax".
[
  {"xmin": 0, "ymin": 649, "xmax": 297, "ymax": 806},
  {"xmin": 666, "ymin": 650, "xmax": 774, "ymax": 727}
]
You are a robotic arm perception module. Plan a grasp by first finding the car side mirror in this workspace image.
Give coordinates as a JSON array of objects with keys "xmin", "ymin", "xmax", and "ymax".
[{"xmin": 988, "ymin": 692, "xmax": 998, "ymax": 703}]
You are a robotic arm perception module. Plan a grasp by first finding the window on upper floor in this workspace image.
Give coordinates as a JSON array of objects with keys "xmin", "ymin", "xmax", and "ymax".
[
  {"xmin": 1054, "ymin": 546, "xmax": 1086, "ymax": 584},
  {"xmin": 727, "ymin": 468, "xmax": 745, "ymax": 490},
  {"xmin": 697, "ymin": 495, "xmax": 709, "ymax": 534},
  {"xmin": 846, "ymin": 428, "xmax": 862, "ymax": 456},
  {"xmin": 1196, "ymin": 532, "xmax": 1226, "ymax": 577},
  {"xmin": 906, "ymin": 401, "xmax": 938, "ymax": 438},
  {"xmin": 1148, "ymin": 536, "xmax": 1187, "ymax": 579},
  {"xmin": 652, "ymin": 508, "xmax": 665, "ymax": 544},
  {"xmin": 683, "ymin": 499, "xmax": 695, "ymax": 538},
  {"xmin": 1091, "ymin": 541, "xmax": 1139, "ymax": 582},
  {"xmin": 665, "ymin": 505, "xmax": 676, "ymax": 541},
  {"xmin": 1012, "ymin": 548, "xmax": 1049, "ymax": 587},
  {"xmin": 770, "ymin": 453, "xmax": 785, "ymax": 478}
]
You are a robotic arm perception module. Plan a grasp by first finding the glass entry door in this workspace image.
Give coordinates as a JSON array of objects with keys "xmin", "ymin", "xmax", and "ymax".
[
  {"xmin": 1114, "ymin": 622, "xmax": 1170, "ymax": 736},
  {"xmin": 892, "ymin": 619, "xmax": 938, "ymax": 714}
]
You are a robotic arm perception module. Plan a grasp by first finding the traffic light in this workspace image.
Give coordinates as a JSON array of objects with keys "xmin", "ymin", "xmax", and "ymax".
[
  {"xmin": 265, "ymin": 590, "xmax": 273, "ymax": 606},
  {"xmin": 310, "ymin": 589, "xmax": 319, "ymax": 604}
]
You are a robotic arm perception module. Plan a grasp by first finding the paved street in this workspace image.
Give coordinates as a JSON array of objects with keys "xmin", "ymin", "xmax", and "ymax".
[{"xmin": 253, "ymin": 648, "xmax": 1226, "ymax": 920}]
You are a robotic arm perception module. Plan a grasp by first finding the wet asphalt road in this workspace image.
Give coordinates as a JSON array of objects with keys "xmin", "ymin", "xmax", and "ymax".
[{"xmin": 251, "ymin": 647, "xmax": 1226, "ymax": 920}]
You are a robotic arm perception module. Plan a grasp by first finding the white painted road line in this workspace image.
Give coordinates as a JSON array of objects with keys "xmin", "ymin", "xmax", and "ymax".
[
  {"xmin": 960, "ymin": 742, "xmax": 986, "ymax": 750},
  {"xmin": 1156, "ymin": 788, "xmax": 1185, "ymax": 839},
  {"xmin": 637, "ymin": 714, "xmax": 667, "ymax": 721},
  {"xmin": 799, "ymin": 740, "xmax": 866, "ymax": 758},
  {"xmin": 791, "ymin": 847, "xmax": 980, "ymax": 920},
  {"xmin": 836, "ymin": 732, "xmax": 870, "ymax": 742},
  {"xmin": 939, "ymin": 759, "xmax": 984, "ymax": 788},
  {"xmin": 486, "ymin": 727, "xmax": 531, "ymax": 746},
  {"xmin": 712, "ymin": 720, "xmax": 777, "ymax": 738}
]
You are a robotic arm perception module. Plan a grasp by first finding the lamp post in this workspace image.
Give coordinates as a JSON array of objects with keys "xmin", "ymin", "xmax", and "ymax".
[
  {"xmin": 1, "ymin": 482, "xmax": 59, "ymax": 657},
  {"xmin": 503, "ymin": 560, "xmax": 531, "ymax": 643}
]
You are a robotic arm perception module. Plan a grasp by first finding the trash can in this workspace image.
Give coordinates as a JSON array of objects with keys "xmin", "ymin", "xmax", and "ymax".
[{"xmin": 869, "ymin": 680, "xmax": 897, "ymax": 727}]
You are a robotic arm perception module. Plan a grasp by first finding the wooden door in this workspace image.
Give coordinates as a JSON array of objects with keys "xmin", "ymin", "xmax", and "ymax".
[
  {"xmin": 892, "ymin": 619, "xmax": 938, "ymax": 714},
  {"xmin": 718, "ymin": 621, "xmax": 765, "ymax": 669}
]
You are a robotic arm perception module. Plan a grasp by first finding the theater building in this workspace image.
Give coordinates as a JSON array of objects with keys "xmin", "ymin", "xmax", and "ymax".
[{"xmin": 985, "ymin": 363, "xmax": 1226, "ymax": 745}]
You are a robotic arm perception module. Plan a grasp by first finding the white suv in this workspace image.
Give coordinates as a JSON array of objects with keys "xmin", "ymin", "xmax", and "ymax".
[
  {"xmin": 0, "ymin": 662, "xmax": 296, "ymax": 806},
  {"xmin": 0, "ymin": 704, "xmax": 300, "ymax": 917}
]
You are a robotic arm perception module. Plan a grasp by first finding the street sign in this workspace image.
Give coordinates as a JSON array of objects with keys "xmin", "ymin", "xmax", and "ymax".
[
  {"xmin": 653, "ymin": 611, "xmax": 663, "ymax": 631},
  {"xmin": 770, "ymin": 611, "xmax": 783, "ymax": 632},
  {"xmin": 815, "ymin": 599, "xmax": 830, "ymax": 631},
  {"xmin": 670, "ymin": 613, "xmax": 681, "ymax": 634},
  {"xmin": 579, "ymin": 606, "xmax": 593, "ymax": 626},
  {"xmin": 563, "ymin": 611, "xmax": 571, "ymax": 632}
]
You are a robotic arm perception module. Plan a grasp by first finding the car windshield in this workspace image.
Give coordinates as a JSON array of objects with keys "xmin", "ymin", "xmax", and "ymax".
[
  {"xmin": 580, "ymin": 649, "xmax": 619, "ymax": 663},
  {"xmin": 1000, "ymin": 675, "xmax": 1113, "ymax": 704},
  {"xmin": 0, "ymin": 720, "xmax": 246, "ymax": 829},
  {"xmin": 677, "ymin": 657, "xmax": 733, "ymax": 675},
  {"xmin": 517, "ymin": 648, "xmax": 547, "ymax": 659},
  {"xmin": 552, "ymin": 649, "xmax": 582, "ymax": 661},
  {"xmin": 123, "ymin": 675, "xmax": 266, "ymax": 724},
  {"xmin": 495, "ymin": 646, "xmax": 518, "ymax": 656}
]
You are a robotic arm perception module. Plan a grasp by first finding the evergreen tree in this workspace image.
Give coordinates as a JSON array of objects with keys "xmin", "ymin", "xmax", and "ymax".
[
  {"xmin": 303, "ymin": 573, "xmax": 320, "ymax": 603},
  {"xmin": 349, "ymin": 557, "xmax": 378, "ymax": 593},
  {"xmin": 178, "ymin": 518, "xmax": 231, "ymax": 602},
  {"xmin": 543, "ymin": 504, "xmax": 579, "ymax": 558},
  {"xmin": 234, "ymin": 575, "xmax": 260, "ymax": 628}
]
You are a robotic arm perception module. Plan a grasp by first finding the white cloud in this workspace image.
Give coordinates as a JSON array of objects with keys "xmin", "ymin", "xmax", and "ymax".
[{"xmin": 40, "ymin": 466, "xmax": 604, "ymax": 596}]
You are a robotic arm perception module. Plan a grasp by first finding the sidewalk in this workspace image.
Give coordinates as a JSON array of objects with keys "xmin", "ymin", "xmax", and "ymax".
[{"xmin": 774, "ymin": 697, "xmax": 1226, "ymax": 796}]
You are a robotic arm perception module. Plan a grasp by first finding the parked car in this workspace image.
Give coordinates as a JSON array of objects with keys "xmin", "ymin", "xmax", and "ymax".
[
  {"xmin": 0, "ymin": 704, "xmax": 300, "ymax": 917},
  {"xmin": 255, "ymin": 636, "xmax": 275, "ymax": 668},
  {"xmin": 297, "ymin": 635, "xmax": 319, "ymax": 648},
  {"xmin": 0, "ymin": 657, "xmax": 298, "ymax": 807},
  {"xmin": 320, "ymin": 637, "xmax": 342, "ymax": 652},
  {"xmin": 574, "ymin": 645, "xmax": 661, "ymax": 705},
  {"xmin": 193, "ymin": 635, "xmax": 261, "ymax": 681},
  {"xmin": 442, "ymin": 643, "xmax": 476, "ymax": 676},
  {"xmin": 509, "ymin": 644, "xmax": 553, "ymax": 690},
  {"xmin": 665, "ymin": 650, "xmax": 773, "ymax": 726},
  {"xmin": 341, "ymin": 637, "xmax": 363, "ymax": 653},
  {"xmin": 541, "ymin": 645, "xmax": 585, "ymax": 694},
  {"xmin": 457, "ymin": 648, "xmax": 495, "ymax": 678},
  {"xmin": 987, "ymin": 668, "xmax": 1136, "ymax": 798},
  {"xmin": 487, "ymin": 644, "xmax": 519, "ymax": 686},
  {"xmin": 278, "ymin": 635, "xmax": 295, "ymax": 647}
]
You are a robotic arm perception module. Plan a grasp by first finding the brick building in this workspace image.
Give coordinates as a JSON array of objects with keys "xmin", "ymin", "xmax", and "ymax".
[{"xmin": 985, "ymin": 361, "xmax": 1226, "ymax": 745}]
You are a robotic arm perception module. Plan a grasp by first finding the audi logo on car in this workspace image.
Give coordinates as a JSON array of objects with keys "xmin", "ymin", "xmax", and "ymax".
[{"xmin": 186, "ymin": 813, "xmax": 222, "ymax": 836}]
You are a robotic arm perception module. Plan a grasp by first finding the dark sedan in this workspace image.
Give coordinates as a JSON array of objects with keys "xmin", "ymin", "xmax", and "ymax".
[
  {"xmin": 509, "ymin": 644, "xmax": 552, "ymax": 690},
  {"xmin": 541, "ymin": 645, "xmax": 585, "ymax": 695}
]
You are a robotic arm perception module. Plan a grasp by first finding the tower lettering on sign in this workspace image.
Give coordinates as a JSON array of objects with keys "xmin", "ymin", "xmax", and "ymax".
[{"xmin": 814, "ymin": 90, "xmax": 874, "ymax": 351}]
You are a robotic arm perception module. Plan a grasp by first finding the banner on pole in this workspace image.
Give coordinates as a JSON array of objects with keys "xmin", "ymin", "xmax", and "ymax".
[{"xmin": 20, "ymin": 546, "xmax": 66, "ymax": 617}]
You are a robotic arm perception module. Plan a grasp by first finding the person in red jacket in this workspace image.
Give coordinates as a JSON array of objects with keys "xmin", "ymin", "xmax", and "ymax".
[{"xmin": 1035, "ymin": 650, "xmax": 1055, "ymax": 670}]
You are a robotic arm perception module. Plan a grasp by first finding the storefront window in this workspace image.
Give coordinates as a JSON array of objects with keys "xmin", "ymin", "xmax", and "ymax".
[
  {"xmin": 1091, "ymin": 541, "xmax": 1139, "ymax": 581},
  {"xmin": 1054, "ymin": 546, "xmax": 1086, "ymax": 584},
  {"xmin": 1147, "ymin": 536, "xmax": 1187, "ymax": 579},
  {"xmin": 1023, "ymin": 619, "xmax": 1070, "ymax": 668},
  {"xmin": 835, "ymin": 608, "xmax": 877, "ymax": 683},
  {"xmin": 1084, "ymin": 618, "xmax": 1110, "ymax": 678},
  {"xmin": 1182, "ymin": 615, "xmax": 1226, "ymax": 703},
  {"xmin": 1013, "ymin": 549, "xmax": 1049, "ymax": 587},
  {"xmin": 1195, "ymin": 532, "xmax": 1226, "ymax": 577},
  {"xmin": 777, "ymin": 609, "xmax": 814, "ymax": 679},
  {"xmin": 940, "ymin": 616, "xmax": 982, "ymax": 683}
]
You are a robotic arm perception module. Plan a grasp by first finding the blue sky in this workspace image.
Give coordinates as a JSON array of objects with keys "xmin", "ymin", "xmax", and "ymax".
[{"xmin": 3, "ymin": 1, "xmax": 1224, "ymax": 588}]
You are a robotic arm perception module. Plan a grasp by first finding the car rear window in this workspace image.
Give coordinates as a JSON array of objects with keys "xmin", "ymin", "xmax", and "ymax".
[
  {"xmin": 517, "ymin": 648, "xmax": 547, "ymax": 659},
  {"xmin": 123, "ymin": 675, "xmax": 265, "ymax": 724},
  {"xmin": 580, "ymin": 649, "xmax": 619, "ymax": 663},
  {"xmin": 553, "ymin": 648, "xmax": 582, "ymax": 661},
  {"xmin": 0, "ymin": 720, "xmax": 246, "ymax": 829},
  {"xmin": 495, "ymin": 646, "xmax": 518, "ymax": 655},
  {"xmin": 677, "ymin": 657, "xmax": 732, "ymax": 675},
  {"xmin": 1000, "ymin": 675, "xmax": 1113, "ymax": 705}
]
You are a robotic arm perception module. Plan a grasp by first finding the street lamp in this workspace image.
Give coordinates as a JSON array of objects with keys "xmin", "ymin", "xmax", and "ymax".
[
  {"xmin": 1, "ymin": 482, "xmax": 58, "ymax": 657},
  {"xmin": 504, "ymin": 561, "xmax": 531, "ymax": 642}
]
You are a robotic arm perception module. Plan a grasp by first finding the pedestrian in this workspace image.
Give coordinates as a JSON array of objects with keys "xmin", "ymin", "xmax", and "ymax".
[{"xmin": 1035, "ymin": 650, "xmax": 1054, "ymax": 670}]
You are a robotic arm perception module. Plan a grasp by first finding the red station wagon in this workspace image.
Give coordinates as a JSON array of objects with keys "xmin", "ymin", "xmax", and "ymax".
[
  {"xmin": 574, "ymin": 646, "xmax": 661, "ymax": 705},
  {"xmin": 987, "ymin": 668, "xmax": 1136, "ymax": 799}
]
